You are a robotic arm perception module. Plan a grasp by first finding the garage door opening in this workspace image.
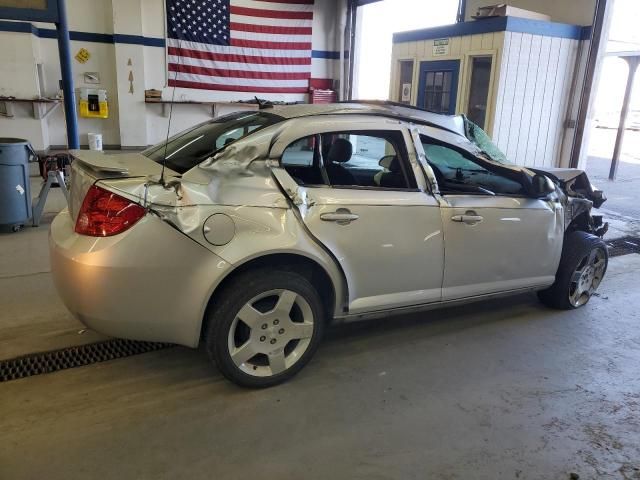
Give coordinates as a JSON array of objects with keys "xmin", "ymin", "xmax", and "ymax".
[
  {"xmin": 584, "ymin": 0, "xmax": 640, "ymax": 234},
  {"xmin": 352, "ymin": 0, "xmax": 458, "ymax": 100}
]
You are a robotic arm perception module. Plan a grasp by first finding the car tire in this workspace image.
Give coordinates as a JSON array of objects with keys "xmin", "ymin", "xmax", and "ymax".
[
  {"xmin": 537, "ymin": 231, "xmax": 608, "ymax": 310},
  {"xmin": 205, "ymin": 268, "xmax": 325, "ymax": 388}
]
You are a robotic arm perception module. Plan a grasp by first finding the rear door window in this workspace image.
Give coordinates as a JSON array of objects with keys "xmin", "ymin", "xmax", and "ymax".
[
  {"xmin": 281, "ymin": 135, "xmax": 325, "ymax": 186},
  {"xmin": 281, "ymin": 130, "xmax": 416, "ymax": 190}
]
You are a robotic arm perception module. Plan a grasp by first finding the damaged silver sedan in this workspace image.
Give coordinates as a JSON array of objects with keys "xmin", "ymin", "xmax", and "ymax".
[{"xmin": 50, "ymin": 102, "xmax": 608, "ymax": 387}]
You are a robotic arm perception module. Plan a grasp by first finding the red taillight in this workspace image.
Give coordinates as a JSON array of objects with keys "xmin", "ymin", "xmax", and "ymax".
[{"xmin": 75, "ymin": 185, "xmax": 145, "ymax": 237}]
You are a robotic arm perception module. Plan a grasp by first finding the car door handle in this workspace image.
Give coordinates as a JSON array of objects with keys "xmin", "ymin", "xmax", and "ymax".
[
  {"xmin": 451, "ymin": 211, "xmax": 484, "ymax": 225},
  {"xmin": 320, "ymin": 209, "xmax": 359, "ymax": 225}
]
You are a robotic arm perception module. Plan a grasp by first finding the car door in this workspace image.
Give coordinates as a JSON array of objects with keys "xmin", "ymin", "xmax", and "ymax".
[
  {"xmin": 416, "ymin": 133, "xmax": 563, "ymax": 301},
  {"xmin": 270, "ymin": 116, "xmax": 444, "ymax": 314}
]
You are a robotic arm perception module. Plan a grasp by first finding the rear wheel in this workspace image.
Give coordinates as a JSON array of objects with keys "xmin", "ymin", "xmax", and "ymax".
[
  {"xmin": 205, "ymin": 269, "xmax": 324, "ymax": 388},
  {"xmin": 538, "ymin": 231, "xmax": 608, "ymax": 310}
]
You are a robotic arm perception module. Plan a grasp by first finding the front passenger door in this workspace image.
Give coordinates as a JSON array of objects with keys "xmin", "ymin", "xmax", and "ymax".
[{"xmin": 419, "ymin": 136, "xmax": 563, "ymax": 300}]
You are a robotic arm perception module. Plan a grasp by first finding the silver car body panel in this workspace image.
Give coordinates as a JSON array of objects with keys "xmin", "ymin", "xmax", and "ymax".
[
  {"xmin": 437, "ymin": 195, "xmax": 562, "ymax": 299},
  {"xmin": 280, "ymin": 185, "xmax": 444, "ymax": 313},
  {"xmin": 268, "ymin": 115, "xmax": 444, "ymax": 313},
  {"xmin": 88, "ymin": 131, "xmax": 349, "ymax": 320},
  {"xmin": 533, "ymin": 167, "xmax": 585, "ymax": 183},
  {"xmin": 50, "ymin": 104, "xmax": 604, "ymax": 348},
  {"xmin": 270, "ymin": 102, "xmax": 467, "ymax": 137},
  {"xmin": 50, "ymin": 209, "xmax": 231, "ymax": 347},
  {"xmin": 407, "ymin": 125, "xmax": 564, "ymax": 299}
]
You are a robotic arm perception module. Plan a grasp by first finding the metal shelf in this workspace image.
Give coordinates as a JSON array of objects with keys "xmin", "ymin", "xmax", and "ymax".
[
  {"xmin": 0, "ymin": 98, "xmax": 62, "ymax": 120},
  {"xmin": 144, "ymin": 99, "xmax": 259, "ymax": 118}
]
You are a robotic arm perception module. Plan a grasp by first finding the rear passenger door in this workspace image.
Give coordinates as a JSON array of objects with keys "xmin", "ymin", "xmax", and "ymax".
[{"xmin": 270, "ymin": 118, "xmax": 444, "ymax": 315}]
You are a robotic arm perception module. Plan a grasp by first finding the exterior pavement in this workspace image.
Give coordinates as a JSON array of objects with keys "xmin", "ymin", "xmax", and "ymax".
[
  {"xmin": 586, "ymin": 128, "xmax": 640, "ymax": 239},
  {"xmin": 1, "ymin": 254, "xmax": 639, "ymax": 480}
]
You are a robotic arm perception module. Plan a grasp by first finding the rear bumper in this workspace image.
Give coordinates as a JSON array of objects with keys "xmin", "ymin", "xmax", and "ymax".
[{"xmin": 49, "ymin": 209, "xmax": 232, "ymax": 347}]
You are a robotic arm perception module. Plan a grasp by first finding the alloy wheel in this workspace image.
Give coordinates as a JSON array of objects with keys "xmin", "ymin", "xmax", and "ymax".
[
  {"xmin": 568, "ymin": 248, "xmax": 606, "ymax": 307},
  {"xmin": 227, "ymin": 289, "xmax": 315, "ymax": 377}
]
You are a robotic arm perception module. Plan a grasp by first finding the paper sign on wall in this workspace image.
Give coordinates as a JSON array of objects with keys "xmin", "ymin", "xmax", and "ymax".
[
  {"xmin": 75, "ymin": 48, "xmax": 90, "ymax": 64},
  {"xmin": 401, "ymin": 83, "xmax": 411, "ymax": 102},
  {"xmin": 432, "ymin": 38, "xmax": 450, "ymax": 57}
]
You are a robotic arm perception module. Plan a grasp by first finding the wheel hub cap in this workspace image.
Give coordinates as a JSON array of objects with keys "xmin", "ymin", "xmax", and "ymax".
[
  {"xmin": 227, "ymin": 289, "xmax": 315, "ymax": 377},
  {"xmin": 569, "ymin": 248, "xmax": 606, "ymax": 307}
]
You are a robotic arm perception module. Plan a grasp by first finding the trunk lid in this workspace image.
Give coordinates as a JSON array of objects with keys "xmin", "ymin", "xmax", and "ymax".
[{"xmin": 68, "ymin": 150, "xmax": 178, "ymax": 221}]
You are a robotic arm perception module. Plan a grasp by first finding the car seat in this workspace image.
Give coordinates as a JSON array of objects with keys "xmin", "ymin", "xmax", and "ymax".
[{"xmin": 325, "ymin": 138, "xmax": 357, "ymax": 186}]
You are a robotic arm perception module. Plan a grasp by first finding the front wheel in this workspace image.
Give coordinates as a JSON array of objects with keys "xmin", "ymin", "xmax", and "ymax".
[
  {"xmin": 205, "ymin": 269, "xmax": 325, "ymax": 388},
  {"xmin": 538, "ymin": 231, "xmax": 608, "ymax": 310}
]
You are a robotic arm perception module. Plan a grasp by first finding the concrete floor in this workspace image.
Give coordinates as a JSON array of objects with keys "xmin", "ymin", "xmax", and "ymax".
[
  {"xmin": 2, "ymin": 244, "xmax": 640, "ymax": 478},
  {"xmin": 1, "ymin": 161, "xmax": 640, "ymax": 479},
  {"xmin": 0, "ymin": 172, "xmax": 107, "ymax": 361}
]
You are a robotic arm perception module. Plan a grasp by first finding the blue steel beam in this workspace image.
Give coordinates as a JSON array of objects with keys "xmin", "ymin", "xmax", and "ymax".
[{"xmin": 55, "ymin": 0, "xmax": 79, "ymax": 149}]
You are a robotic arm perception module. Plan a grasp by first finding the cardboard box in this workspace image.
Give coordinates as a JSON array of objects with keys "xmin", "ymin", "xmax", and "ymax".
[
  {"xmin": 145, "ymin": 89, "xmax": 162, "ymax": 101},
  {"xmin": 472, "ymin": 4, "xmax": 551, "ymax": 22}
]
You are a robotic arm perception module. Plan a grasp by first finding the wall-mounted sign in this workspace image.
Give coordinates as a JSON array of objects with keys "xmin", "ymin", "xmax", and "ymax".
[
  {"xmin": 83, "ymin": 72, "xmax": 100, "ymax": 84},
  {"xmin": 433, "ymin": 38, "xmax": 450, "ymax": 57},
  {"xmin": 75, "ymin": 48, "xmax": 90, "ymax": 64},
  {"xmin": 401, "ymin": 83, "xmax": 411, "ymax": 102}
]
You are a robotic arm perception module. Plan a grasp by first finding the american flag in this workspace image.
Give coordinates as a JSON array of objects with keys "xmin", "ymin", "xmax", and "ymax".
[{"xmin": 166, "ymin": 0, "xmax": 314, "ymax": 93}]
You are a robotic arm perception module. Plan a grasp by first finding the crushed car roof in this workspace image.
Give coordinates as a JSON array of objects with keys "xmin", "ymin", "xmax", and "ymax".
[{"xmin": 269, "ymin": 101, "xmax": 466, "ymax": 136}]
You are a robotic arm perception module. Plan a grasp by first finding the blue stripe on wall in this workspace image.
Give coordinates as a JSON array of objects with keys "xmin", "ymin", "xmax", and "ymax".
[
  {"xmin": 113, "ymin": 33, "xmax": 166, "ymax": 47},
  {"xmin": 311, "ymin": 50, "xmax": 340, "ymax": 59},
  {"xmin": 393, "ymin": 16, "xmax": 589, "ymax": 43},
  {"xmin": 504, "ymin": 17, "xmax": 584, "ymax": 39},
  {"xmin": 311, "ymin": 50, "xmax": 347, "ymax": 59},
  {"xmin": 580, "ymin": 25, "xmax": 593, "ymax": 41},
  {"xmin": 37, "ymin": 27, "xmax": 116, "ymax": 44},
  {"xmin": 0, "ymin": 20, "xmax": 38, "ymax": 36},
  {"xmin": 0, "ymin": 21, "xmax": 342, "ymax": 56}
]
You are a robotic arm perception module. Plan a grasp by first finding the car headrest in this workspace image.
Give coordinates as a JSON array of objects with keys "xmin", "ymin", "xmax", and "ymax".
[
  {"xmin": 379, "ymin": 155, "xmax": 401, "ymax": 173},
  {"xmin": 327, "ymin": 138, "xmax": 352, "ymax": 163}
]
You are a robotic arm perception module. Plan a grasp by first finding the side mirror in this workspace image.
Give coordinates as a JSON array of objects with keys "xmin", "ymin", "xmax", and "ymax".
[{"xmin": 532, "ymin": 174, "xmax": 556, "ymax": 198}]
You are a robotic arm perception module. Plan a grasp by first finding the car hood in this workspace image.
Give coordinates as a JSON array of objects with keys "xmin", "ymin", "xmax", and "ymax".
[
  {"xmin": 531, "ymin": 166, "xmax": 606, "ymax": 208},
  {"xmin": 533, "ymin": 167, "xmax": 587, "ymax": 182}
]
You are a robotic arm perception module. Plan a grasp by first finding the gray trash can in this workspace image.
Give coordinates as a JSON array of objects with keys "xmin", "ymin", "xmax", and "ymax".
[{"xmin": 0, "ymin": 138, "xmax": 36, "ymax": 232}]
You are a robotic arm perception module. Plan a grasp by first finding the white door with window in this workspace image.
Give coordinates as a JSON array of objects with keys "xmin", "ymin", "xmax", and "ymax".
[
  {"xmin": 419, "ymin": 135, "xmax": 563, "ymax": 300},
  {"xmin": 271, "ymin": 118, "xmax": 444, "ymax": 314}
]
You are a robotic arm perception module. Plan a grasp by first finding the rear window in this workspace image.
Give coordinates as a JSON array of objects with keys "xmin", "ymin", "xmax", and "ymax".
[{"xmin": 143, "ymin": 111, "xmax": 282, "ymax": 173}]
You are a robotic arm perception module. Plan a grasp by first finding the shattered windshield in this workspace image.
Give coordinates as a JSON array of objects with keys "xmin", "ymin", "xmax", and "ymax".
[
  {"xmin": 463, "ymin": 117, "xmax": 511, "ymax": 165},
  {"xmin": 143, "ymin": 111, "xmax": 283, "ymax": 173}
]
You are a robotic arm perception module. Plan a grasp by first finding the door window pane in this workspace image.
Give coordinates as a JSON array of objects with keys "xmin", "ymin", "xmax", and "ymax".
[
  {"xmin": 425, "ymin": 70, "xmax": 453, "ymax": 114},
  {"xmin": 397, "ymin": 60, "xmax": 414, "ymax": 104},
  {"xmin": 281, "ymin": 135, "xmax": 325, "ymax": 185},
  {"xmin": 322, "ymin": 132, "xmax": 412, "ymax": 189},
  {"xmin": 426, "ymin": 72, "xmax": 434, "ymax": 87},
  {"xmin": 420, "ymin": 136, "xmax": 524, "ymax": 195},
  {"xmin": 466, "ymin": 56, "xmax": 493, "ymax": 129},
  {"xmin": 282, "ymin": 136, "xmax": 315, "ymax": 166}
]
